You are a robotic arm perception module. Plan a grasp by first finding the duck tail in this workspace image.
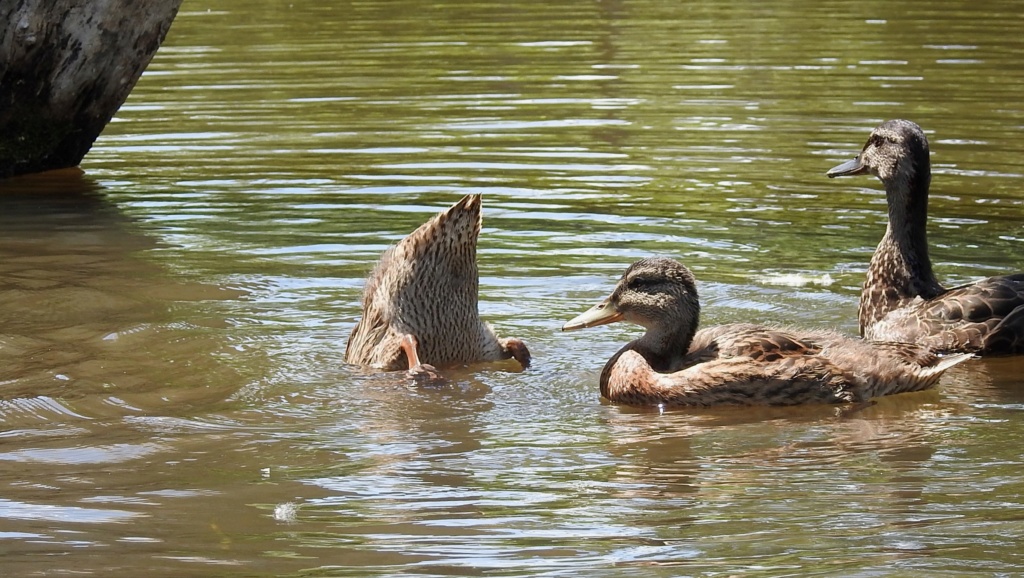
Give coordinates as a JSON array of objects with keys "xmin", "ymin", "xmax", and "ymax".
[{"xmin": 919, "ymin": 352, "xmax": 974, "ymax": 379}]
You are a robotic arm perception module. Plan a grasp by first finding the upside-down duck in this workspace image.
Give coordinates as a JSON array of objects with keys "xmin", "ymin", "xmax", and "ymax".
[
  {"xmin": 562, "ymin": 257, "xmax": 971, "ymax": 407},
  {"xmin": 345, "ymin": 194, "xmax": 530, "ymax": 379},
  {"xmin": 827, "ymin": 119, "xmax": 1024, "ymax": 354}
]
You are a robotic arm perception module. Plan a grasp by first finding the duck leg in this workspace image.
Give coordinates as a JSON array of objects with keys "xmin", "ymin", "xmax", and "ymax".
[
  {"xmin": 399, "ymin": 334, "xmax": 445, "ymax": 383},
  {"xmin": 500, "ymin": 337, "xmax": 531, "ymax": 369}
]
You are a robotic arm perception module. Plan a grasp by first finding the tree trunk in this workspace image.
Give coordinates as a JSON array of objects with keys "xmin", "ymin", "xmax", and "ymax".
[{"xmin": 0, "ymin": 0, "xmax": 182, "ymax": 179}]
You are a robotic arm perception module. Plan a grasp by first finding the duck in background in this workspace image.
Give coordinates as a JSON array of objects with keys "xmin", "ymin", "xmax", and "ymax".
[
  {"xmin": 827, "ymin": 119, "xmax": 1024, "ymax": 354},
  {"xmin": 346, "ymin": 194, "xmax": 530, "ymax": 381},
  {"xmin": 562, "ymin": 257, "xmax": 971, "ymax": 407}
]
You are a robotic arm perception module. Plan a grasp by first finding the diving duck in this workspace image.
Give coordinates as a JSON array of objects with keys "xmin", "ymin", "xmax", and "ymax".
[
  {"xmin": 345, "ymin": 194, "xmax": 530, "ymax": 380},
  {"xmin": 827, "ymin": 119, "xmax": 1024, "ymax": 354},
  {"xmin": 562, "ymin": 257, "xmax": 971, "ymax": 407}
]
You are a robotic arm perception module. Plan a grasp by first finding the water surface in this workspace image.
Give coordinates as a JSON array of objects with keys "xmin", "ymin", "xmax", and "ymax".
[{"xmin": 3, "ymin": 0, "xmax": 1024, "ymax": 575}]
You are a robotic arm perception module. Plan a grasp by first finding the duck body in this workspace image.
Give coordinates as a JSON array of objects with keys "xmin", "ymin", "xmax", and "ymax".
[
  {"xmin": 828, "ymin": 119, "xmax": 1024, "ymax": 354},
  {"xmin": 345, "ymin": 194, "xmax": 530, "ymax": 376},
  {"xmin": 864, "ymin": 273, "xmax": 1024, "ymax": 353},
  {"xmin": 563, "ymin": 258, "xmax": 971, "ymax": 408}
]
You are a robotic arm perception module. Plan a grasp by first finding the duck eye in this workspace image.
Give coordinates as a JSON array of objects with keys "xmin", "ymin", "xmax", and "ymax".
[{"xmin": 627, "ymin": 277, "xmax": 657, "ymax": 291}]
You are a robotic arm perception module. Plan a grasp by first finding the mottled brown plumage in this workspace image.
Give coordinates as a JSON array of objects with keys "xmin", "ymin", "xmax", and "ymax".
[
  {"xmin": 345, "ymin": 194, "xmax": 530, "ymax": 378},
  {"xmin": 562, "ymin": 258, "xmax": 971, "ymax": 407},
  {"xmin": 828, "ymin": 119, "xmax": 1024, "ymax": 354}
]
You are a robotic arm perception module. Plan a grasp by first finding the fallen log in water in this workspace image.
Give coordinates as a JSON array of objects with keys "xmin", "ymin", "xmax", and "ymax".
[{"xmin": 0, "ymin": 0, "xmax": 182, "ymax": 179}]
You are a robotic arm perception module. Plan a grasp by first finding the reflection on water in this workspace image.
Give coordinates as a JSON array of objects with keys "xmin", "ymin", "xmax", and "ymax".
[
  {"xmin": 0, "ymin": 171, "xmax": 245, "ymax": 424},
  {"xmin": 3, "ymin": 0, "xmax": 1024, "ymax": 575}
]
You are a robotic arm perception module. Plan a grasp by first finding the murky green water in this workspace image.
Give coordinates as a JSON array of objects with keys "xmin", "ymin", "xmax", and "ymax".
[{"xmin": 3, "ymin": 0, "xmax": 1024, "ymax": 575}]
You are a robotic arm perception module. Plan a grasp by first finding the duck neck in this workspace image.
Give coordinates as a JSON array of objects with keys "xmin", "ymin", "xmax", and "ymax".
[
  {"xmin": 861, "ymin": 164, "xmax": 945, "ymax": 327},
  {"xmin": 621, "ymin": 308, "xmax": 699, "ymax": 373},
  {"xmin": 599, "ymin": 321, "xmax": 697, "ymax": 401}
]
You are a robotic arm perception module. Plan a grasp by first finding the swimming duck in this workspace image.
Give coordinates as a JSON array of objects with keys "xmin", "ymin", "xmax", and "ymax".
[
  {"xmin": 827, "ymin": 119, "xmax": 1024, "ymax": 354},
  {"xmin": 561, "ymin": 257, "xmax": 971, "ymax": 407},
  {"xmin": 345, "ymin": 194, "xmax": 530, "ymax": 380}
]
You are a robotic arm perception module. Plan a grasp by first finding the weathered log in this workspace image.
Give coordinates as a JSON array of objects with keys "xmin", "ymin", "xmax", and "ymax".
[{"xmin": 0, "ymin": 0, "xmax": 182, "ymax": 179}]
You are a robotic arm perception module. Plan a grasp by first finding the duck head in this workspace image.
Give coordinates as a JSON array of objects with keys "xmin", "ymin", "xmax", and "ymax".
[
  {"xmin": 825, "ymin": 119, "xmax": 942, "ymax": 329},
  {"xmin": 826, "ymin": 119, "xmax": 930, "ymax": 187},
  {"xmin": 563, "ymin": 258, "xmax": 701, "ymax": 368}
]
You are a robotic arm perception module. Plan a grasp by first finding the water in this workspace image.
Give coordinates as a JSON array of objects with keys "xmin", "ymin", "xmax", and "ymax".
[{"xmin": 3, "ymin": 0, "xmax": 1024, "ymax": 575}]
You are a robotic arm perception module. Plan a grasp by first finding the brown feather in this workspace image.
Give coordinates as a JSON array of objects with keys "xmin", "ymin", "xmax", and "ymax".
[
  {"xmin": 345, "ymin": 194, "xmax": 530, "ymax": 371},
  {"xmin": 565, "ymin": 258, "xmax": 971, "ymax": 408},
  {"xmin": 829, "ymin": 119, "xmax": 1024, "ymax": 354}
]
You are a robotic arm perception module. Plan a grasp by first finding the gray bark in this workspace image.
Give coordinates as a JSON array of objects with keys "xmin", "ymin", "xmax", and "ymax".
[{"xmin": 0, "ymin": 0, "xmax": 182, "ymax": 179}]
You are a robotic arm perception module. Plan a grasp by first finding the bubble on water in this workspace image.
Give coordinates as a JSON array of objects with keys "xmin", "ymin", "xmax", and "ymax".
[
  {"xmin": 274, "ymin": 502, "xmax": 298, "ymax": 522},
  {"xmin": 755, "ymin": 273, "xmax": 834, "ymax": 288}
]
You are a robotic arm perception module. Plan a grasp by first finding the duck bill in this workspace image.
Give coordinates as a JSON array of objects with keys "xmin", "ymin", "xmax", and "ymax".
[
  {"xmin": 562, "ymin": 298, "xmax": 624, "ymax": 331},
  {"xmin": 826, "ymin": 156, "xmax": 868, "ymax": 178}
]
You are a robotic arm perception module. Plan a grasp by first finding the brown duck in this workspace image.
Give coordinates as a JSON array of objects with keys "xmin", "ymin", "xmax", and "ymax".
[
  {"xmin": 562, "ymin": 257, "xmax": 971, "ymax": 407},
  {"xmin": 345, "ymin": 194, "xmax": 530, "ymax": 379},
  {"xmin": 828, "ymin": 119, "xmax": 1024, "ymax": 354}
]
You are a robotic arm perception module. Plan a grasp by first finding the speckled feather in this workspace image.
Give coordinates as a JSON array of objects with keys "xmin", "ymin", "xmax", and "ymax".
[
  {"xmin": 566, "ymin": 258, "xmax": 971, "ymax": 408},
  {"xmin": 868, "ymin": 276, "xmax": 1024, "ymax": 352},
  {"xmin": 829, "ymin": 119, "xmax": 1024, "ymax": 354},
  {"xmin": 345, "ymin": 194, "xmax": 529, "ymax": 370}
]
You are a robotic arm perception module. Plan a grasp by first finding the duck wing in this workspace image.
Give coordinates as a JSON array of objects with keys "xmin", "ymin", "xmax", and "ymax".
[
  {"xmin": 866, "ymin": 274, "xmax": 1024, "ymax": 353},
  {"xmin": 685, "ymin": 323, "xmax": 825, "ymax": 365},
  {"xmin": 345, "ymin": 246, "xmax": 406, "ymax": 369},
  {"xmin": 603, "ymin": 336, "xmax": 972, "ymax": 407},
  {"xmin": 819, "ymin": 338, "xmax": 973, "ymax": 398},
  {"xmin": 603, "ymin": 350, "xmax": 856, "ymax": 406}
]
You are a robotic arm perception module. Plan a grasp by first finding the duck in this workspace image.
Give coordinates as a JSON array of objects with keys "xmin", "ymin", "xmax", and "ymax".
[
  {"xmin": 345, "ymin": 194, "xmax": 530, "ymax": 380},
  {"xmin": 561, "ymin": 257, "xmax": 971, "ymax": 407},
  {"xmin": 827, "ymin": 119, "xmax": 1024, "ymax": 354}
]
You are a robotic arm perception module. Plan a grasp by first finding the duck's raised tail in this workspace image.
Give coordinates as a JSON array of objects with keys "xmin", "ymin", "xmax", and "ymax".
[{"xmin": 919, "ymin": 352, "xmax": 974, "ymax": 379}]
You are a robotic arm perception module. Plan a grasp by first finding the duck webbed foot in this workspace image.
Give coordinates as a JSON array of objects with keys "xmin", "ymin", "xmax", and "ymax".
[
  {"xmin": 500, "ymin": 337, "xmax": 531, "ymax": 369},
  {"xmin": 406, "ymin": 362, "xmax": 446, "ymax": 384},
  {"xmin": 399, "ymin": 334, "xmax": 446, "ymax": 384}
]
